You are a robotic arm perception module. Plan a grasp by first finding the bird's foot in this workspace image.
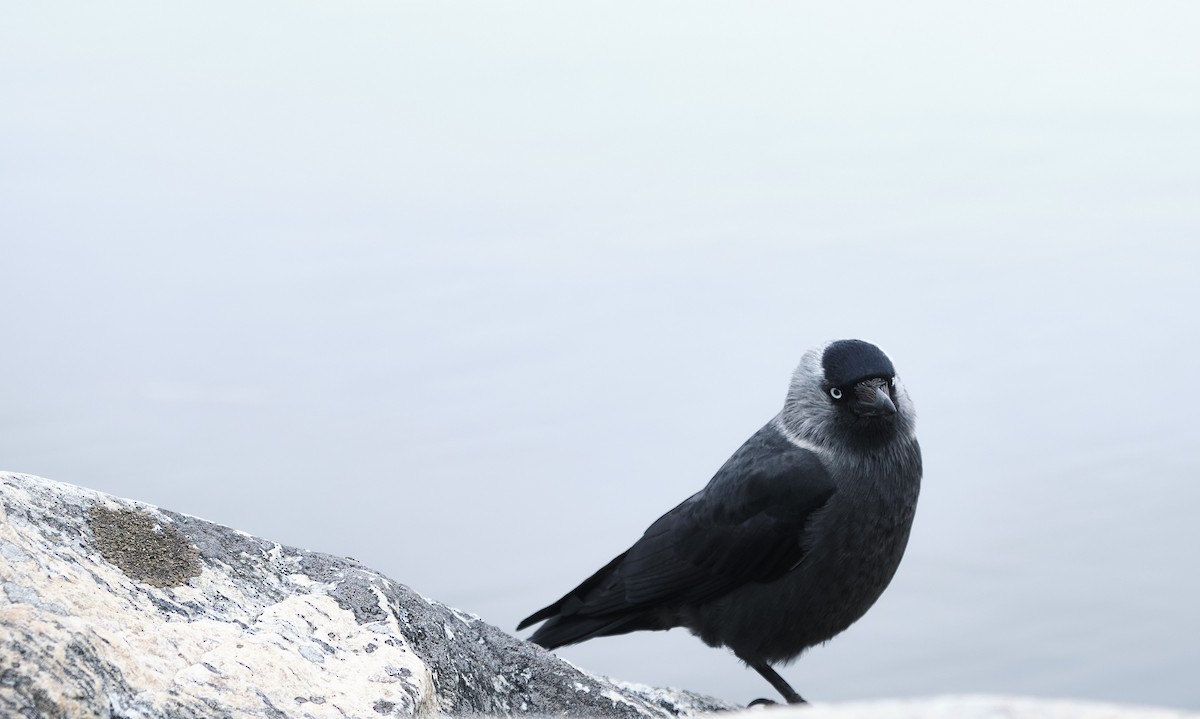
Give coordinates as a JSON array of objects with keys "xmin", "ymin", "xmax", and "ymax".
[{"xmin": 747, "ymin": 698, "xmax": 808, "ymax": 709}]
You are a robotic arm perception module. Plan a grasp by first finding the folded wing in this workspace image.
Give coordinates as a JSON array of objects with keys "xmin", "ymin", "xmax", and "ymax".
[{"xmin": 519, "ymin": 443, "xmax": 835, "ymax": 649}]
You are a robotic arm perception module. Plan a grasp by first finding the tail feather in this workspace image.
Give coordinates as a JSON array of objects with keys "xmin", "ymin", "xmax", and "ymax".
[
  {"xmin": 516, "ymin": 602, "xmax": 558, "ymax": 631},
  {"xmin": 518, "ymin": 550, "xmax": 643, "ymax": 645},
  {"xmin": 527, "ymin": 611, "xmax": 654, "ymax": 649}
]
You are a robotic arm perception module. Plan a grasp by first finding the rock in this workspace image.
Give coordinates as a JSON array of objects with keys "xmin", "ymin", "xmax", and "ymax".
[
  {"xmin": 4, "ymin": 472, "xmax": 1195, "ymax": 719},
  {"xmin": 0, "ymin": 472, "xmax": 734, "ymax": 718},
  {"xmin": 739, "ymin": 696, "xmax": 1200, "ymax": 719}
]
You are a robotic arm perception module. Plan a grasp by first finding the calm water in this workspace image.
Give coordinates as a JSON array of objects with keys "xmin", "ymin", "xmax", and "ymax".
[{"xmin": 3, "ymin": 2, "xmax": 1199, "ymax": 709}]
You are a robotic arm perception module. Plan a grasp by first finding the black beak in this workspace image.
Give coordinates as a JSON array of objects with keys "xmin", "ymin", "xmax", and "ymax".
[{"xmin": 852, "ymin": 382, "xmax": 897, "ymax": 417}]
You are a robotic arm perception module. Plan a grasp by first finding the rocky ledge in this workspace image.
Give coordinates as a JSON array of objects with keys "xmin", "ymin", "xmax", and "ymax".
[
  {"xmin": 2, "ymin": 471, "xmax": 1195, "ymax": 719},
  {"xmin": 0, "ymin": 471, "xmax": 732, "ymax": 718}
]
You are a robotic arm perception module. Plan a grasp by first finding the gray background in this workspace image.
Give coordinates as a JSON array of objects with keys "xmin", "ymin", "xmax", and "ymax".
[{"xmin": 3, "ymin": 1, "xmax": 1198, "ymax": 710}]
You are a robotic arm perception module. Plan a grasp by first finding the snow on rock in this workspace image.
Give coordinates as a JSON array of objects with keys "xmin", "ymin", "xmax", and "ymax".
[{"xmin": 0, "ymin": 472, "xmax": 733, "ymax": 718}]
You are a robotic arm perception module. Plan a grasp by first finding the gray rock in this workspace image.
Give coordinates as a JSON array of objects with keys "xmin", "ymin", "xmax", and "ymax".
[
  {"xmin": 4, "ymin": 472, "xmax": 1194, "ymax": 719},
  {"xmin": 0, "ymin": 472, "xmax": 734, "ymax": 718}
]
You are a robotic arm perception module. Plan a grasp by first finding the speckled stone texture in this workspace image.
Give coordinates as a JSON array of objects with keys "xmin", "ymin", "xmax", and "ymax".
[{"xmin": 0, "ymin": 472, "xmax": 733, "ymax": 718}]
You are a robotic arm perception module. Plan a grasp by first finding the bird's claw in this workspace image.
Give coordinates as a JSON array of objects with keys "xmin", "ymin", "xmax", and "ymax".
[{"xmin": 747, "ymin": 698, "xmax": 778, "ymax": 708}]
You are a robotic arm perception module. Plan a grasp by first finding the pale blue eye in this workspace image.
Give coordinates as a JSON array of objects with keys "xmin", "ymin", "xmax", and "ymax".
[{"xmin": 829, "ymin": 387, "xmax": 843, "ymax": 399}]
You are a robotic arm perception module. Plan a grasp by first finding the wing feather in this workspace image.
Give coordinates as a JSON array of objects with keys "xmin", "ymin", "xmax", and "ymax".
[{"xmin": 520, "ymin": 428, "xmax": 835, "ymax": 649}]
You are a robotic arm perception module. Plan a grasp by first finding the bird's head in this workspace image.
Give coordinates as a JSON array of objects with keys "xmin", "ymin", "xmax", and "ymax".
[{"xmin": 781, "ymin": 339, "xmax": 916, "ymax": 450}]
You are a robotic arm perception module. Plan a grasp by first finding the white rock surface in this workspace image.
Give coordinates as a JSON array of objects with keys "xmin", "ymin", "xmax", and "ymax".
[
  {"xmin": 736, "ymin": 695, "xmax": 1199, "ymax": 719},
  {"xmin": 0, "ymin": 472, "xmax": 730, "ymax": 718}
]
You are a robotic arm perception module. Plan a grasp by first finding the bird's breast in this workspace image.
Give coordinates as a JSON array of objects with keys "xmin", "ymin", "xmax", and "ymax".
[
  {"xmin": 791, "ymin": 443, "xmax": 921, "ymax": 629},
  {"xmin": 684, "ymin": 441, "xmax": 921, "ymax": 662}
]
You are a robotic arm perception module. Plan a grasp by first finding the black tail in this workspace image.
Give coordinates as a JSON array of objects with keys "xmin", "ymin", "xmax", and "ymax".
[
  {"xmin": 518, "ymin": 550, "xmax": 659, "ymax": 648},
  {"xmin": 525, "ymin": 612, "xmax": 652, "ymax": 649}
]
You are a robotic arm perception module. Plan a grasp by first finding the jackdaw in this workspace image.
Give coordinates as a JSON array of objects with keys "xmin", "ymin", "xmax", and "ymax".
[{"xmin": 518, "ymin": 339, "xmax": 922, "ymax": 704}]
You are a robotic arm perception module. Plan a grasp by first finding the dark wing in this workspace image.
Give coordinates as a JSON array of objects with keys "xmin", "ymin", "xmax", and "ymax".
[{"xmin": 518, "ymin": 431, "xmax": 835, "ymax": 649}]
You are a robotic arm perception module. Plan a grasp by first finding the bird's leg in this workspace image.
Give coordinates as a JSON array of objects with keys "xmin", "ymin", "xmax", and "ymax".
[{"xmin": 743, "ymin": 658, "xmax": 806, "ymax": 705}]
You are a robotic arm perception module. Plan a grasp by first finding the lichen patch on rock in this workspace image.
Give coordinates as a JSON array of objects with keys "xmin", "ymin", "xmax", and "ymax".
[{"xmin": 88, "ymin": 505, "xmax": 202, "ymax": 588}]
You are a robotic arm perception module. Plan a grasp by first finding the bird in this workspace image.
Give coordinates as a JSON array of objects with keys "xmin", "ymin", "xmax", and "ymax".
[{"xmin": 517, "ymin": 339, "xmax": 922, "ymax": 705}]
